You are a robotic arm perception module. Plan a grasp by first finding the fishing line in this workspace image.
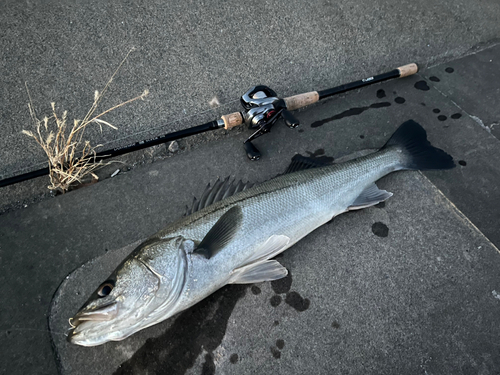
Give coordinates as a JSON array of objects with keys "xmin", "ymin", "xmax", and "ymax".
[{"xmin": 3, "ymin": 327, "xmax": 69, "ymax": 337}]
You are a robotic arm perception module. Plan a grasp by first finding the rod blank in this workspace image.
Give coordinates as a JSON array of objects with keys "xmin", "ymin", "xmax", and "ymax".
[{"xmin": 0, "ymin": 63, "xmax": 418, "ymax": 188}]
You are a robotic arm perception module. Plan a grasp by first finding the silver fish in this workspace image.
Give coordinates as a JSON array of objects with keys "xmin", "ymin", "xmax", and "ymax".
[{"xmin": 69, "ymin": 120, "xmax": 454, "ymax": 346}]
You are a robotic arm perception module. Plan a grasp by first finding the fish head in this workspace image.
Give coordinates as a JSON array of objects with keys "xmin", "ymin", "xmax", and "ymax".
[{"xmin": 68, "ymin": 236, "xmax": 189, "ymax": 346}]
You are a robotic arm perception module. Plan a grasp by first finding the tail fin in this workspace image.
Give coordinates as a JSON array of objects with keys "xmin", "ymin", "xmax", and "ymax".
[{"xmin": 382, "ymin": 120, "xmax": 455, "ymax": 170}]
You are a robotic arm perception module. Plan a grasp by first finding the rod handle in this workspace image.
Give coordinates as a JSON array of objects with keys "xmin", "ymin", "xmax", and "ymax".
[
  {"xmin": 221, "ymin": 112, "xmax": 243, "ymax": 130},
  {"xmin": 397, "ymin": 63, "xmax": 418, "ymax": 78},
  {"xmin": 283, "ymin": 91, "xmax": 319, "ymax": 111}
]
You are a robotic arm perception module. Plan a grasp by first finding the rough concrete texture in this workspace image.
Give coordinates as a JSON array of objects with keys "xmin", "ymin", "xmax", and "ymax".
[
  {"xmin": 2, "ymin": 44, "xmax": 500, "ymax": 375},
  {"xmin": 300, "ymin": 68, "xmax": 500, "ymax": 250},
  {"xmin": 50, "ymin": 172, "xmax": 500, "ymax": 375},
  {"xmin": 2, "ymin": 0, "xmax": 500, "ymax": 181},
  {"xmin": 421, "ymin": 44, "xmax": 500, "ymax": 140}
]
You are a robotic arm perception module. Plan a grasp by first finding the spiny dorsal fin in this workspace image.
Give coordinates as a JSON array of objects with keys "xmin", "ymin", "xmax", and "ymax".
[
  {"xmin": 185, "ymin": 177, "xmax": 254, "ymax": 216},
  {"xmin": 284, "ymin": 154, "xmax": 330, "ymax": 174},
  {"xmin": 194, "ymin": 206, "xmax": 243, "ymax": 259}
]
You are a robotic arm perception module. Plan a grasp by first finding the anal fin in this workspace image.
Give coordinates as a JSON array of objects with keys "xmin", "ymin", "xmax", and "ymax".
[
  {"xmin": 229, "ymin": 260, "xmax": 288, "ymax": 284},
  {"xmin": 349, "ymin": 183, "xmax": 393, "ymax": 210}
]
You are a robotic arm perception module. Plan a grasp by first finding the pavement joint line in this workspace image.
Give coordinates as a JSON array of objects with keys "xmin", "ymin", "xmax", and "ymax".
[
  {"xmin": 419, "ymin": 171, "xmax": 500, "ymax": 257},
  {"xmin": 424, "ymin": 39, "xmax": 500, "ymax": 70},
  {"xmin": 418, "ymin": 71, "xmax": 500, "ymax": 138}
]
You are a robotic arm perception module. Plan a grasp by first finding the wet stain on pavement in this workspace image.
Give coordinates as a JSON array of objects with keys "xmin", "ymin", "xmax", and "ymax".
[
  {"xmin": 285, "ymin": 292, "xmax": 310, "ymax": 312},
  {"xmin": 459, "ymin": 160, "xmax": 467, "ymax": 166},
  {"xmin": 251, "ymin": 286, "xmax": 261, "ymax": 295},
  {"xmin": 270, "ymin": 346, "xmax": 281, "ymax": 359},
  {"xmin": 414, "ymin": 80, "xmax": 430, "ymax": 91},
  {"xmin": 114, "ymin": 284, "xmax": 248, "ymax": 375},
  {"xmin": 271, "ymin": 273, "xmax": 292, "ymax": 294},
  {"xmin": 360, "ymin": 135, "xmax": 365, "ymax": 139},
  {"xmin": 305, "ymin": 149, "xmax": 335, "ymax": 164},
  {"xmin": 269, "ymin": 268, "xmax": 311, "ymax": 312},
  {"xmin": 270, "ymin": 295, "xmax": 282, "ymax": 307},
  {"xmin": 372, "ymin": 222, "xmax": 389, "ymax": 237},
  {"xmin": 376, "ymin": 89, "xmax": 386, "ymax": 98},
  {"xmin": 438, "ymin": 115, "xmax": 447, "ymax": 121},
  {"xmin": 429, "ymin": 76, "xmax": 440, "ymax": 82},
  {"xmin": 276, "ymin": 339, "xmax": 285, "ymax": 350},
  {"xmin": 229, "ymin": 353, "xmax": 239, "ymax": 364},
  {"xmin": 445, "ymin": 67, "xmax": 454, "ymax": 73},
  {"xmin": 451, "ymin": 113, "xmax": 462, "ymax": 119},
  {"xmin": 433, "ymin": 108, "xmax": 441, "ymax": 114},
  {"xmin": 307, "ymin": 148, "xmax": 325, "ymax": 157},
  {"xmin": 310, "ymin": 102, "xmax": 391, "ymax": 128},
  {"xmin": 332, "ymin": 321, "xmax": 340, "ymax": 329},
  {"xmin": 201, "ymin": 354, "xmax": 215, "ymax": 375},
  {"xmin": 394, "ymin": 97, "xmax": 406, "ymax": 104}
]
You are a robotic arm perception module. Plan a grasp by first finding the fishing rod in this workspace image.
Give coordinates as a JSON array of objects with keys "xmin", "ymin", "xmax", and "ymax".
[{"xmin": 0, "ymin": 63, "xmax": 417, "ymax": 188}]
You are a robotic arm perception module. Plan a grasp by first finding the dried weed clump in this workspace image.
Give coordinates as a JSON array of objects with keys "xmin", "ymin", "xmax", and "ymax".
[{"xmin": 22, "ymin": 49, "xmax": 148, "ymax": 193}]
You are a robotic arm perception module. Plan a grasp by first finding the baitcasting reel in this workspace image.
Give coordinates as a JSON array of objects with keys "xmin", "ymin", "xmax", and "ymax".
[
  {"xmin": 0, "ymin": 63, "xmax": 418, "ymax": 187},
  {"xmin": 240, "ymin": 86, "xmax": 300, "ymax": 160}
]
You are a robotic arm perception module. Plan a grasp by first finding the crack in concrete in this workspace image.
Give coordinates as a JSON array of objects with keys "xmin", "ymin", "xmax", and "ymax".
[{"xmin": 418, "ymin": 72, "xmax": 500, "ymax": 140}]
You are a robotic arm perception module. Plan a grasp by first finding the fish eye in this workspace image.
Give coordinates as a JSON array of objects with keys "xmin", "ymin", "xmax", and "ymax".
[{"xmin": 97, "ymin": 280, "xmax": 115, "ymax": 297}]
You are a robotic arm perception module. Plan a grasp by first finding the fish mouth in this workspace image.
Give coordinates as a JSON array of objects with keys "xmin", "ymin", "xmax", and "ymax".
[
  {"xmin": 67, "ymin": 302, "xmax": 120, "ymax": 345},
  {"xmin": 71, "ymin": 302, "xmax": 118, "ymax": 325}
]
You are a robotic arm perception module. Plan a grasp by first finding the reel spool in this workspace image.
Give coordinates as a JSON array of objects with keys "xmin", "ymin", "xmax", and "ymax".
[{"xmin": 240, "ymin": 85, "xmax": 299, "ymax": 160}]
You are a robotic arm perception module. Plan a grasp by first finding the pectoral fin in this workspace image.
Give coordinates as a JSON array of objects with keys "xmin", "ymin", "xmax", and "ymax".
[
  {"xmin": 194, "ymin": 206, "xmax": 243, "ymax": 259},
  {"xmin": 349, "ymin": 183, "xmax": 392, "ymax": 210},
  {"xmin": 229, "ymin": 260, "xmax": 288, "ymax": 284}
]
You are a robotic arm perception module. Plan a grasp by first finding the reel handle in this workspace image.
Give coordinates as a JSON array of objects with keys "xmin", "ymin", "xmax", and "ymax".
[
  {"xmin": 217, "ymin": 62, "xmax": 418, "ymax": 160},
  {"xmin": 243, "ymin": 141, "xmax": 261, "ymax": 160}
]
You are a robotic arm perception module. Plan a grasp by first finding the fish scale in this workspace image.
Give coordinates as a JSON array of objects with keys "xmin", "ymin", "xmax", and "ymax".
[
  {"xmin": 68, "ymin": 120, "xmax": 455, "ymax": 346},
  {"xmin": 129, "ymin": 149, "xmax": 403, "ymax": 322}
]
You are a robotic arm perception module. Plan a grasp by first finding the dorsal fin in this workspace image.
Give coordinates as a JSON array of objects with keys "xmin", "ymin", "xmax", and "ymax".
[
  {"xmin": 185, "ymin": 178, "xmax": 254, "ymax": 216},
  {"xmin": 284, "ymin": 154, "xmax": 330, "ymax": 174},
  {"xmin": 185, "ymin": 154, "xmax": 329, "ymax": 216}
]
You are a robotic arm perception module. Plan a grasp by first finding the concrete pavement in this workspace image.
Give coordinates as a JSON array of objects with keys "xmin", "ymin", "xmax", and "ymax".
[
  {"xmin": 1, "ymin": 5, "xmax": 500, "ymax": 373},
  {"xmin": 50, "ymin": 172, "xmax": 500, "ymax": 374}
]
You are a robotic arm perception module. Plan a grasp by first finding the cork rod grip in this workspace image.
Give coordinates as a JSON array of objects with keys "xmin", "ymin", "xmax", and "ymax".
[
  {"xmin": 284, "ymin": 91, "xmax": 320, "ymax": 111},
  {"xmin": 397, "ymin": 63, "xmax": 418, "ymax": 78},
  {"xmin": 221, "ymin": 112, "xmax": 243, "ymax": 130}
]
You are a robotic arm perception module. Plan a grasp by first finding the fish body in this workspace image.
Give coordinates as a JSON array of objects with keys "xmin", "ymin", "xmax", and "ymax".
[{"xmin": 69, "ymin": 120, "xmax": 454, "ymax": 346}]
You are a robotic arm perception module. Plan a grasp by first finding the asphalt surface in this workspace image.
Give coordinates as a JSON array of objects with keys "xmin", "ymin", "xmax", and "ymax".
[{"xmin": 1, "ymin": 2, "xmax": 500, "ymax": 374}]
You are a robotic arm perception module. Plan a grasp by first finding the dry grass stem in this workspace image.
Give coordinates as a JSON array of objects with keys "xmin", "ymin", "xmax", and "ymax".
[{"xmin": 23, "ymin": 49, "xmax": 149, "ymax": 193}]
